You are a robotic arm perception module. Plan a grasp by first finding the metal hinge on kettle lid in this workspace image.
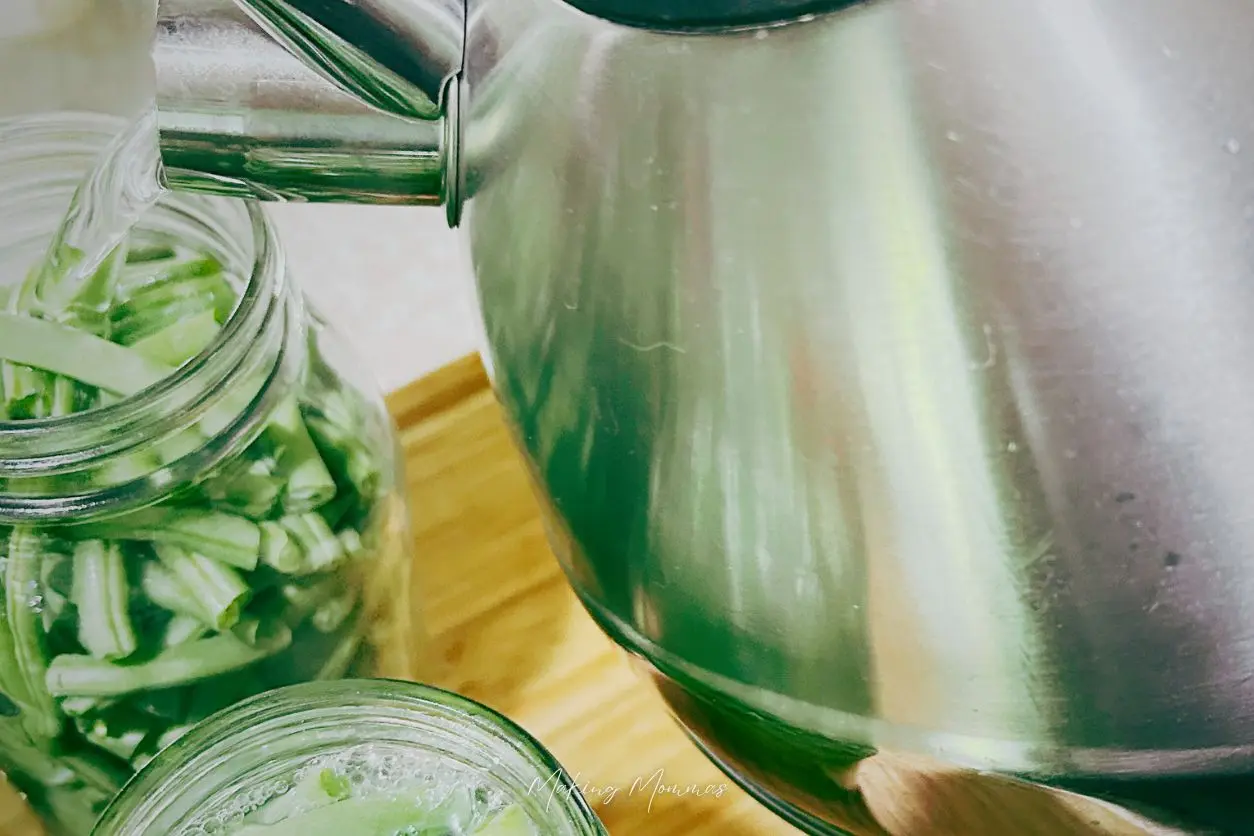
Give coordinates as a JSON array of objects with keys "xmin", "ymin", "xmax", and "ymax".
[{"xmin": 561, "ymin": 0, "xmax": 860, "ymax": 29}]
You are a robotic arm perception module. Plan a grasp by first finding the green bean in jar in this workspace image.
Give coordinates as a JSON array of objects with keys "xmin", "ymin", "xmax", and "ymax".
[{"xmin": 0, "ymin": 112, "xmax": 420, "ymax": 836}]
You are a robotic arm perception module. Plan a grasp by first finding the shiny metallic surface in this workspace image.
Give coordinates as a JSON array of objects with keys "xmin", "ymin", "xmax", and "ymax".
[
  {"xmin": 155, "ymin": 0, "xmax": 449, "ymax": 203},
  {"xmin": 237, "ymin": 0, "xmax": 463, "ymax": 119},
  {"xmin": 472, "ymin": 0, "xmax": 1254, "ymax": 763},
  {"xmin": 154, "ymin": 0, "xmax": 1254, "ymax": 832}
]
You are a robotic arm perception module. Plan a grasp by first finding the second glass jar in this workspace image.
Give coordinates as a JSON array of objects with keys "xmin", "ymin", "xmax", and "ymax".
[
  {"xmin": 91, "ymin": 680, "xmax": 607, "ymax": 836},
  {"xmin": 0, "ymin": 112, "xmax": 419, "ymax": 835}
]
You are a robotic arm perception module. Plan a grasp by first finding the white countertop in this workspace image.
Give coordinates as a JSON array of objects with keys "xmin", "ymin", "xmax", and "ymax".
[{"xmin": 1, "ymin": 2, "xmax": 482, "ymax": 393}]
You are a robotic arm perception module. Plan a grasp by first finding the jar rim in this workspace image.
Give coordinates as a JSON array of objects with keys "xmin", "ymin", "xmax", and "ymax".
[
  {"xmin": 92, "ymin": 678, "xmax": 608, "ymax": 836},
  {"xmin": 0, "ymin": 111, "xmax": 299, "ymax": 523}
]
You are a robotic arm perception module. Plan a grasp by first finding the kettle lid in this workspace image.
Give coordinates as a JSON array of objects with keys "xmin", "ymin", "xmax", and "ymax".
[{"xmin": 564, "ymin": 0, "xmax": 857, "ymax": 30}]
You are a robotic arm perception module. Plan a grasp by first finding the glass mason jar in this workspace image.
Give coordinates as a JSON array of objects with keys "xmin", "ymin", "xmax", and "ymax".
[
  {"xmin": 91, "ymin": 679, "xmax": 606, "ymax": 836},
  {"xmin": 0, "ymin": 113, "xmax": 418, "ymax": 835}
]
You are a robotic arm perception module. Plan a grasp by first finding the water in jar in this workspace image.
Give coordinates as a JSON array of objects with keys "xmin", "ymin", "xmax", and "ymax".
[{"xmin": 172, "ymin": 743, "xmax": 538, "ymax": 836}]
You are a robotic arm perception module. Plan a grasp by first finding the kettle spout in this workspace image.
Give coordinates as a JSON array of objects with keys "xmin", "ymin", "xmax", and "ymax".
[
  {"xmin": 153, "ymin": 0, "xmax": 464, "ymax": 218},
  {"xmin": 233, "ymin": 0, "xmax": 464, "ymax": 122}
]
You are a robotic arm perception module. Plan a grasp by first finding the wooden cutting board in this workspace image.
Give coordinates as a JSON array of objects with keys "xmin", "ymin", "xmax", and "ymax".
[{"xmin": 0, "ymin": 353, "xmax": 1171, "ymax": 835}]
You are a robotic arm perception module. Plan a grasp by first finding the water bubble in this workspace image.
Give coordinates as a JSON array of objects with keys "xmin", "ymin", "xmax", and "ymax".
[{"xmin": 175, "ymin": 743, "xmax": 520, "ymax": 836}]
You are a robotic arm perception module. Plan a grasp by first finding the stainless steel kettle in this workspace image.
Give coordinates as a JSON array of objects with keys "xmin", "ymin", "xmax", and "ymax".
[{"xmin": 151, "ymin": 1, "xmax": 1254, "ymax": 833}]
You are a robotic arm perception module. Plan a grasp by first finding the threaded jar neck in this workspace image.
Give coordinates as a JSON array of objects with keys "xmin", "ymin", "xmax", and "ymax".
[{"xmin": 0, "ymin": 111, "xmax": 303, "ymax": 524}]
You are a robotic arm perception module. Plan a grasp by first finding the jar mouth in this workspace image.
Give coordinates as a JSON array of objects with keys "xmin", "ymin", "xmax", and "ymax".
[
  {"xmin": 0, "ymin": 111, "xmax": 300, "ymax": 523},
  {"xmin": 93, "ymin": 679, "xmax": 607, "ymax": 836}
]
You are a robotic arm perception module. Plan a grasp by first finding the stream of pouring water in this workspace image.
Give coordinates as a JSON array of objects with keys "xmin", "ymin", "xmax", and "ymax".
[{"xmin": 31, "ymin": 109, "xmax": 165, "ymax": 320}]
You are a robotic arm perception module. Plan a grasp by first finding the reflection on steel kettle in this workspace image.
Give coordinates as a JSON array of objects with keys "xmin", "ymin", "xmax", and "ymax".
[{"xmin": 153, "ymin": 0, "xmax": 1254, "ymax": 832}]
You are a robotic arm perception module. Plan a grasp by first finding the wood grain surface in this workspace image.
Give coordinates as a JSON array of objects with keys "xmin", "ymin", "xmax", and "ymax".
[{"xmin": 0, "ymin": 354, "xmax": 1173, "ymax": 835}]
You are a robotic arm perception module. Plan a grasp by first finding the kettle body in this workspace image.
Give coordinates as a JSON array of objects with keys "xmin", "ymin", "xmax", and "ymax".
[{"xmin": 155, "ymin": 0, "xmax": 1254, "ymax": 832}]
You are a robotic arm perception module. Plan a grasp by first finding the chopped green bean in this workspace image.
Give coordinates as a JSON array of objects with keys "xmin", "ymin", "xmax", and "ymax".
[
  {"xmin": 230, "ymin": 617, "xmax": 271, "ymax": 647},
  {"xmin": 129, "ymin": 308, "xmax": 220, "ymax": 366},
  {"xmin": 5, "ymin": 528, "xmax": 63, "ymax": 740},
  {"xmin": 115, "ymin": 252, "xmax": 218, "ymax": 294},
  {"xmin": 311, "ymin": 594, "xmax": 357, "ymax": 635},
  {"xmin": 119, "ymin": 244, "xmax": 176, "ymax": 265},
  {"xmin": 67, "ymin": 508, "xmax": 262, "ymax": 571},
  {"xmin": 203, "ymin": 458, "xmax": 283, "ymax": 520},
  {"xmin": 269, "ymin": 400, "xmax": 338, "ymax": 513},
  {"xmin": 0, "ymin": 717, "xmax": 75, "ymax": 787},
  {"xmin": 161, "ymin": 615, "xmax": 208, "ymax": 649},
  {"xmin": 140, "ymin": 562, "xmax": 205, "ymax": 623},
  {"xmin": 277, "ymin": 578, "xmax": 342, "ymax": 627},
  {"xmin": 278, "ymin": 513, "xmax": 347, "ymax": 575},
  {"xmin": 70, "ymin": 541, "xmax": 138, "ymax": 661},
  {"xmin": 46, "ymin": 619, "xmax": 292, "ymax": 697},
  {"xmin": 152, "ymin": 543, "xmax": 249, "ymax": 630},
  {"xmin": 259, "ymin": 522, "xmax": 304, "ymax": 574},
  {"xmin": 0, "ymin": 312, "xmax": 167, "ymax": 396},
  {"xmin": 109, "ymin": 269, "xmax": 233, "ymax": 344},
  {"xmin": 49, "ymin": 375, "xmax": 79, "ymax": 417},
  {"xmin": 76, "ymin": 711, "xmax": 153, "ymax": 762}
]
